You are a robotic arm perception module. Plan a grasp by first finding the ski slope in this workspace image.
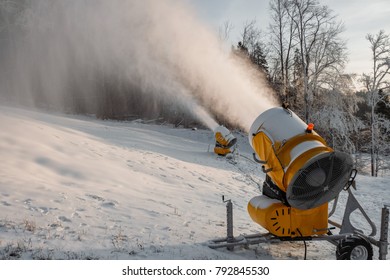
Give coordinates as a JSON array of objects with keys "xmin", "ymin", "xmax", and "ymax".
[{"xmin": 0, "ymin": 105, "xmax": 389, "ymax": 259}]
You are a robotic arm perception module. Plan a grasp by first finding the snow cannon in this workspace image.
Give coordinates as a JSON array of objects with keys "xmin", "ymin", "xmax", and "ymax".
[
  {"xmin": 214, "ymin": 125, "xmax": 237, "ymax": 156},
  {"xmin": 209, "ymin": 105, "xmax": 387, "ymax": 259},
  {"xmin": 247, "ymin": 106, "xmax": 353, "ymax": 237}
]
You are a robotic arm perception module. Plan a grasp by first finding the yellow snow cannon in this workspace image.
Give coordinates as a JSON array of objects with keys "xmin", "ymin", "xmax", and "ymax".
[
  {"xmin": 247, "ymin": 106, "xmax": 353, "ymax": 237},
  {"xmin": 214, "ymin": 125, "xmax": 237, "ymax": 156}
]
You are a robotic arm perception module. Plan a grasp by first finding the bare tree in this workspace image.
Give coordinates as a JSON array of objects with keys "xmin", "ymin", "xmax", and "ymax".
[
  {"xmin": 361, "ymin": 30, "xmax": 390, "ymax": 176},
  {"xmin": 240, "ymin": 20, "xmax": 263, "ymax": 54},
  {"xmin": 310, "ymin": 21, "xmax": 347, "ymax": 92},
  {"xmin": 376, "ymin": 114, "xmax": 390, "ymax": 176},
  {"xmin": 268, "ymin": 0, "xmax": 297, "ymax": 101},
  {"xmin": 285, "ymin": 0, "xmax": 347, "ymax": 122},
  {"xmin": 218, "ymin": 20, "xmax": 234, "ymax": 43}
]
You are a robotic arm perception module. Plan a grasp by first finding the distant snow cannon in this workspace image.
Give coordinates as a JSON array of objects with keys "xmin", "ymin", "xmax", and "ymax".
[
  {"xmin": 213, "ymin": 125, "xmax": 237, "ymax": 156},
  {"xmin": 247, "ymin": 106, "xmax": 353, "ymax": 237}
]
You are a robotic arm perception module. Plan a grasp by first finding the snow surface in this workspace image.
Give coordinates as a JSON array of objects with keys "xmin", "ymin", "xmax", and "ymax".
[{"xmin": 0, "ymin": 105, "xmax": 389, "ymax": 260}]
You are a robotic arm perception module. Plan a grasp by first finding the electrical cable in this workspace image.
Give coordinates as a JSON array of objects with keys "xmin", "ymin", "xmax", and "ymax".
[{"xmin": 297, "ymin": 229, "xmax": 307, "ymax": 260}]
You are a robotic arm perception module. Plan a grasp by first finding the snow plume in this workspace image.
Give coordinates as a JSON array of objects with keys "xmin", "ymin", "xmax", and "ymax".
[{"xmin": 0, "ymin": 0, "xmax": 276, "ymax": 132}]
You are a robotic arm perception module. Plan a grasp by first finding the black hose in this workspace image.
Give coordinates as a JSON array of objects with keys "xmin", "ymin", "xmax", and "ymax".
[{"xmin": 297, "ymin": 229, "xmax": 307, "ymax": 260}]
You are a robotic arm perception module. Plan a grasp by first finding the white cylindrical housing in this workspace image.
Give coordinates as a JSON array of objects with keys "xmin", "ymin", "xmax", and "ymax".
[
  {"xmin": 214, "ymin": 125, "xmax": 236, "ymax": 148},
  {"xmin": 248, "ymin": 107, "xmax": 308, "ymax": 148}
]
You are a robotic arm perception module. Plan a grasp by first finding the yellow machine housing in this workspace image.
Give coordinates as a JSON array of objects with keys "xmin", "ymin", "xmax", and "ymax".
[
  {"xmin": 247, "ymin": 107, "xmax": 353, "ymax": 237},
  {"xmin": 214, "ymin": 125, "xmax": 237, "ymax": 156},
  {"xmin": 251, "ymin": 129, "xmax": 332, "ymax": 193},
  {"xmin": 247, "ymin": 196, "xmax": 328, "ymax": 237},
  {"xmin": 214, "ymin": 146, "xmax": 232, "ymax": 156}
]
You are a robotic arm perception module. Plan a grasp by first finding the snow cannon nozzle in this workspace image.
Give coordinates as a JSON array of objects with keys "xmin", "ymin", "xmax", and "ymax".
[{"xmin": 213, "ymin": 125, "xmax": 237, "ymax": 156}]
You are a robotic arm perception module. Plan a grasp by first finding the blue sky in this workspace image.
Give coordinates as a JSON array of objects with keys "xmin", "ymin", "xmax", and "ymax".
[{"xmin": 188, "ymin": 0, "xmax": 390, "ymax": 75}]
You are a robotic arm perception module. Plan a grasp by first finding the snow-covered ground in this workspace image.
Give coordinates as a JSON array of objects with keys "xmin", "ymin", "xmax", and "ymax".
[{"xmin": 0, "ymin": 105, "xmax": 389, "ymax": 260}]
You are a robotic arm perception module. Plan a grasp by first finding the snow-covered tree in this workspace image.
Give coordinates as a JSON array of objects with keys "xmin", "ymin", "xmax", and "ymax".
[
  {"xmin": 268, "ymin": 0, "xmax": 297, "ymax": 100},
  {"xmin": 361, "ymin": 30, "xmax": 390, "ymax": 177},
  {"xmin": 311, "ymin": 74, "xmax": 363, "ymax": 154},
  {"xmin": 283, "ymin": 0, "xmax": 347, "ymax": 123}
]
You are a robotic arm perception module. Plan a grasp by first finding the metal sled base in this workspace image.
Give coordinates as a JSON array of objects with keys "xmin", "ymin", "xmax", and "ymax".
[
  {"xmin": 208, "ymin": 191, "xmax": 389, "ymax": 259},
  {"xmin": 209, "ymin": 231, "xmax": 353, "ymax": 249}
]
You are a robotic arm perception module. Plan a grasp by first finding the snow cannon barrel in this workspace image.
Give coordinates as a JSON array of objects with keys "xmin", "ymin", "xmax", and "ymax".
[
  {"xmin": 214, "ymin": 125, "xmax": 237, "ymax": 156},
  {"xmin": 248, "ymin": 107, "xmax": 353, "ymax": 210}
]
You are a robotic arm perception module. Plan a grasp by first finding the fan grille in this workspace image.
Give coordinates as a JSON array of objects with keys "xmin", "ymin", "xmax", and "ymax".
[{"xmin": 286, "ymin": 152, "xmax": 353, "ymax": 209}]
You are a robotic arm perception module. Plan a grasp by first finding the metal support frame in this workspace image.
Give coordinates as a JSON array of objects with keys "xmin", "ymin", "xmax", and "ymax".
[
  {"xmin": 329, "ymin": 190, "xmax": 389, "ymax": 259},
  {"xmin": 214, "ymin": 196, "xmax": 235, "ymax": 251},
  {"xmin": 208, "ymin": 192, "xmax": 390, "ymax": 260},
  {"xmin": 340, "ymin": 188, "xmax": 377, "ymax": 236},
  {"xmin": 209, "ymin": 232, "xmax": 352, "ymax": 250},
  {"xmin": 379, "ymin": 205, "xmax": 389, "ymax": 260}
]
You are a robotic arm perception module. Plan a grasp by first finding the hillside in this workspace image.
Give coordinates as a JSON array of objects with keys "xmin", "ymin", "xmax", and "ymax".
[{"xmin": 0, "ymin": 106, "xmax": 389, "ymax": 260}]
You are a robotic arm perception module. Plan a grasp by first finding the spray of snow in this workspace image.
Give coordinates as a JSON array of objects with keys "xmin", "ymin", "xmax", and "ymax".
[{"xmin": 0, "ymin": 0, "xmax": 276, "ymax": 131}]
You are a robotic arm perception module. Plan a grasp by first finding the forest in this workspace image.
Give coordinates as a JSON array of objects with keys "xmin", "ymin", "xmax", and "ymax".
[{"xmin": 226, "ymin": 0, "xmax": 390, "ymax": 177}]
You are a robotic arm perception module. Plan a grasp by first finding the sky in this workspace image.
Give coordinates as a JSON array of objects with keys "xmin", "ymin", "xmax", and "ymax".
[{"xmin": 188, "ymin": 0, "xmax": 390, "ymax": 75}]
